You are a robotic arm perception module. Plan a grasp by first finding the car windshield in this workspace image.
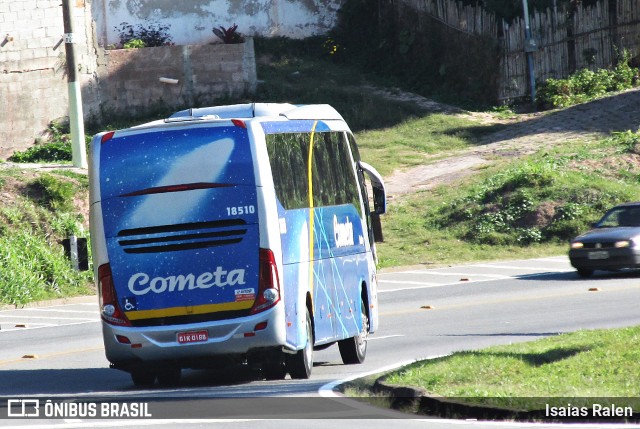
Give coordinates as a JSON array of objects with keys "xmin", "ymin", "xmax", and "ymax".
[{"xmin": 597, "ymin": 206, "xmax": 640, "ymax": 227}]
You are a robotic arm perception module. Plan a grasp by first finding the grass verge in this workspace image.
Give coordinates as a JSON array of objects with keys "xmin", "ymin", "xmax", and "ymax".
[
  {"xmin": 0, "ymin": 168, "xmax": 93, "ymax": 305},
  {"xmin": 379, "ymin": 326, "xmax": 640, "ymax": 412},
  {"xmin": 376, "ymin": 131, "xmax": 640, "ymax": 269},
  {"xmin": 6, "ymin": 37, "xmax": 640, "ymax": 303}
]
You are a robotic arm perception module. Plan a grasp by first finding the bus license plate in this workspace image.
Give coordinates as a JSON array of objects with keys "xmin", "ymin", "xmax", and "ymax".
[
  {"xmin": 177, "ymin": 330, "xmax": 208, "ymax": 344},
  {"xmin": 588, "ymin": 251, "xmax": 609, "ymax": 260}
]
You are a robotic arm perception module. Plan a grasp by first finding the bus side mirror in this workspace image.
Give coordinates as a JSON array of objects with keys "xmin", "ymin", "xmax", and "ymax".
[
  {"xmin": 372, "ymin": 185, "xmax": 386, "ymax": 215},
  {"xmin": 359, "ymin": 161, "xmax": 386, "ymax": 215},
  {"xmin": 371, "ymin": 213, "xmax": 384, "ymax": 242}
]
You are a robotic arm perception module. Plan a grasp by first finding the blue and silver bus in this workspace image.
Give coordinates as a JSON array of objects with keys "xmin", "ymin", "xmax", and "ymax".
[{"xmin": 89, "ymin": 103, "xmax": 386, "ymax": 386}]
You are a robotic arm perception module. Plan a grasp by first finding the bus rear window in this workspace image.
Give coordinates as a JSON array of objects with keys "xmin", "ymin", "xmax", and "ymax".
[{"xmin": 99, "ymin": 125, "xmax": 253, "ymax": 200}]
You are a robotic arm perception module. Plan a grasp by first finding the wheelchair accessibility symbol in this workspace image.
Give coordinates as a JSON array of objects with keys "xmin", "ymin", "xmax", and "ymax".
[{"xmin": 122, "ymin": 297, "xmax": 137, "ymax": 311}]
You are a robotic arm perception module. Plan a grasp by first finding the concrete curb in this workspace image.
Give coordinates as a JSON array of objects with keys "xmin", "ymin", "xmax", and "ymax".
[
  {"xmin": 371, "ymin": 376, "xmax": 640, "ymax": 423},
  {"xmin": 0, "ymin": 294, "xmax": 97, "ymax": 311},
  {"xmin": 372, "ymin": 376, "xmax": 531, "ymax": 421}
]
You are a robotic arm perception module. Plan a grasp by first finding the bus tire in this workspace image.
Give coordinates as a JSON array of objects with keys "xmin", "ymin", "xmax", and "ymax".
[
  {"xmin": 131, "ymin": 368, "xmax": 156, "ymax": 387},
  {"xmin": 338, "ymin": 300, "xmax": 368, "ymax": 365},
  {"xmin": 287, "ymin": 309, "xmax": 313, "ymax": 379},
  {"xmin": 157, "ymin": 367, "xmax": 181, "ymax": 386},
  {"xmin": 263, "ymin": 357, "xmax": 287, "ymax": 380}
]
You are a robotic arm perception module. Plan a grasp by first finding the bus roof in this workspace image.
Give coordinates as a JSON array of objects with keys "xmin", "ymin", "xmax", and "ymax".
[{"xmin": 169, "ymin": 103, "xmax": 345, "ymax": 122}]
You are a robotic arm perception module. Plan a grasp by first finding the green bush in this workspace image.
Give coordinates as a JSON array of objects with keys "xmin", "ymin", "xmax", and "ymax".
[
  {"xmin": 0, "ymin": 172, "xmax": 92, "ymax": 306},
  {"xmin": 123, "ymin": 38, "xmax": 146, "ymax": 49},
  {"xmin": 29, "ymin": 175, "xmax": 75, "ymax": 212},
  {"xmin": 607, "ymin": 129, "xmax": 640, "ymax": 154},
  {"xmin": 0, "ymin": 230, "xmax": 88, "ymax": 305},
  {"xmin": 9, "ymin": 141, "xmax": 72, "ymax": 163},
  {"xmin": 435, "ymin": 149, "xmax": 639, "ymax": 247},
  {"xmin": 537, "ymin": 50, "xmax": 640, "ymax": 109},
  {"xmin": 544, "ymin": 218, "xmax": 589, "ymax": 241},
  {"xmin": 9, "ymin": 122, "xmax": 73, "ymax": 163}
]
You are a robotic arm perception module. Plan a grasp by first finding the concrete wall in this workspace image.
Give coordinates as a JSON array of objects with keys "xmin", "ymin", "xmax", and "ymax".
[
  {"xmin": 0, "ymin": 0, "xmax": 260, "ymax": 160},
  {"xmin": 93, "ymin": 0, "xmax": 343, "ymax": 46},
  {"xmin": 0, "ymin": 0, "xmax": 98, "ymax": 159}
]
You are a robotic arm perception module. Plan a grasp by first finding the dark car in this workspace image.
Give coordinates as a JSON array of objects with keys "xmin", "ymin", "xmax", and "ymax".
[{"xmin": 569, "ymin": 202, "xmax": 640, "ymax": 277}]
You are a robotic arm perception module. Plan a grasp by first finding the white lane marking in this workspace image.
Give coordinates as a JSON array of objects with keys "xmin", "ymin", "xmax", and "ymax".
[
  {"xmin": 379, "ymin": 280, "xmax": 440, "ymax": 286},
  {"xmin": 1, "ymin": 324, "xmax": 58, "ymax": 332},
  {"xmin": 400, "ymin": 271, "xmax": 511, "ymax": 278},
  {"xmin": 378, "ymin": 274, "xmax": 538, "ymax": 293},
  {"xmin": 537, "ymin": 256, "xmax": 571, "ymax": 262},
  {"xmin": 368, "ymin": 334, "xmax": 404, "ymax": 341},
  {"xmin": 0, "ymin": 315, "xmax": 96, "ymax": 321},
  {"xmin": 0, "ymin": 320, "xmax": 98, "ymax": 332},
  {"xmin": 24, "ymin": 308, "xmax": 97, "ymax": 314},
  {"xmin": 468, "ymin": 263, "xmax": 569, "ymax": 272},
  {"xmin": 378, "ymin": 283, "xmax": 451, "ymax": 293}
]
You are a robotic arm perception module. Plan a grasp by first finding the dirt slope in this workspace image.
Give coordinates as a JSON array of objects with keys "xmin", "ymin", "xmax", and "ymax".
[{"xmin": 378, "ymin": 87, "xmax": 640, "ymax": 199}]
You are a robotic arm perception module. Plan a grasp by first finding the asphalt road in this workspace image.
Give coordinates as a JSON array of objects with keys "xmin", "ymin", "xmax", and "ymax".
[{"xmin": 1, "ymin": 256, "xmax": 640, "ymax": 428}]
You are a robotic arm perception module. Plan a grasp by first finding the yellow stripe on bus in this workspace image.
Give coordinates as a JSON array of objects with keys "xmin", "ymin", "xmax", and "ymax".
[
  {"xmin": 308, "ymin": 121, "xmax": 318, "ymax": 299},
  {"xmin": 125, "ymin": 300, "xmax": 253, "ymax": 321}
]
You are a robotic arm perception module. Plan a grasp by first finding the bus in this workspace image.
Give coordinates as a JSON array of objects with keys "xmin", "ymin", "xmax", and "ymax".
[{"xmin": 89, "ymin": 103, "xmax": 386, "ymax": 386}]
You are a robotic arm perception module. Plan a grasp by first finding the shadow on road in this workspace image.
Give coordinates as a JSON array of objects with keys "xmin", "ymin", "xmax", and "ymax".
[
  {"xmin": 0, "ymin": 365, "xmax": 263, "ymax": 396},
  {"xmin": 515, "ymin": 268, "xmax": 640, "ymax": 282}
]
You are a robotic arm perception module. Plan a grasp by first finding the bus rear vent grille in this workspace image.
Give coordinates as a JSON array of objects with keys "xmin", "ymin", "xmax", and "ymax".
[{"xmin": 117, "ymin": 219, "xmax": 247, "ymax": 254}]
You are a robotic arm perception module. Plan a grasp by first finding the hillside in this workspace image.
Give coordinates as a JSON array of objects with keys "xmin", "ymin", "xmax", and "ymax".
[
  {"xmin": 2, "ymin": 62, "xmax": 640, "ymax": 304},
  {"xmin": 0, "ymin": 166, "xmax": 93, "ymax": 306},
  {"xmin": 379, "ymin": 86, "xmax": 640, "ymax": 198}
]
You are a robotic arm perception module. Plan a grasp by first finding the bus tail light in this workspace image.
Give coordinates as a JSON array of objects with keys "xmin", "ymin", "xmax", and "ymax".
[
  {"xmin": 231, "ymin": 119, "xmax": 246, "ymax": 128},
  {"xmin": 101, "ymin": 131, "xmax": 115, "ymax": 144},
  {"xmin": 98, "ymin": 263, "xmax": 132, "ymax": 326},
  {"xmin": 251, "ymin": 249, "xmax": 281, "ymax": 314}
]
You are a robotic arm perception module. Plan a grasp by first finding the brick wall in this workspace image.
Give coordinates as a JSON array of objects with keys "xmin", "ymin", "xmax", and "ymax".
[{"xmin": 96, "ymin": 41, "xmax": 257, "ymax": 118}]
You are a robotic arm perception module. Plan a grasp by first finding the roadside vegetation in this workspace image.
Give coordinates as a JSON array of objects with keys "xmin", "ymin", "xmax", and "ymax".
[
  {"xmin": 8, "ymin": 122, "xmax": 76, "ymax": 163},
  {"xmin": 536, "ymin": 50, "xmax": 640, "ymax": 109},
  {"xmin": 376, "ymin": 130, "xmax": 640, "ymax": 268},
  {"xmin": 376, "ymin": 325, "xmax": 640, "ymax": 411},
  {"xmin": 0, "ymin": 167, "xmax": 93, "ymax": 305},
  {"xmin": 4, "ymin": 36, "xmax": 640, "ymax": 302},
  {"xmin": 253, "ymin": 36, "xmax": 429, "ymax": 132},
  {"xmin": 4, "ymin": 32, "xmax": 640, "ymax": 419}
]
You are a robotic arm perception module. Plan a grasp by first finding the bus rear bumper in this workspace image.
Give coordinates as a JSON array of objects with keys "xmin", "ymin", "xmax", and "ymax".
[{"xmin": 102, "ymin": 307, "xmax": 286, "ymax": 368}]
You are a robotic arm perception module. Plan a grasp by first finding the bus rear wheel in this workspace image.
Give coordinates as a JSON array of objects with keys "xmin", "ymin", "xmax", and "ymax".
[
  {"xmin": 338, "ymin": 300, "xmax": 368, "ymax": 365},
  {"xmin": 131, "ymin": 368, "xmax": 156, "ymax": 387},
  {"xmin": 263, "ymin": 359, "xmax": 287, "ymax": 380},
  {"xmin": 287, "ymin": 309, "xmax": 313, "ymax": 379},
  {"xmin": 157, "ymin": 367, "xmax": 181, "ymax": 386}
]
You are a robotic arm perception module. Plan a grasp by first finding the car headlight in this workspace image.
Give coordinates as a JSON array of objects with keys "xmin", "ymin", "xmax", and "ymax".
[
  {"xmin": 614, "ymin": 240, "xmax": 631, "ymax": 248},
  {"xmin": 570, "ymin": 242, "xmax": 584, "ymax": 249}
]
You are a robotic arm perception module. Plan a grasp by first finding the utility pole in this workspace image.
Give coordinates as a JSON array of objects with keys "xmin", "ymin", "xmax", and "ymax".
[
  {"xmin": 522, "ymin": 0, "xmax": 537, "ymax": 104},
  {"xmin": 61, "ymin": 0, "xmax": 88, "ymax": 169}
]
